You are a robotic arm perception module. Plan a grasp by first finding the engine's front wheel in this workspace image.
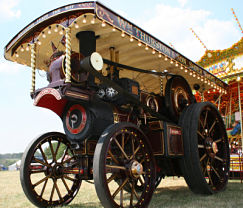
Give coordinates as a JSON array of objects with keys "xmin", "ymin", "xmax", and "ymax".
[
  {"xmin": 93, "ymin": 123, "xmax": 156, "ymax": 208},
  {"xmin": 20, "ymin": 132, "xmax": 82, "ymax": 207}
]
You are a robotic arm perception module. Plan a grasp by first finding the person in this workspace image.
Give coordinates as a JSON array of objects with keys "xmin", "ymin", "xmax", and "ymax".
[
  {"xmin": 231, "ymin": 143, "xmax": 237, "ymax": 153},
  {"xmin": 231, "ymin": 121, "xmax": 241, "ymax": 136}
]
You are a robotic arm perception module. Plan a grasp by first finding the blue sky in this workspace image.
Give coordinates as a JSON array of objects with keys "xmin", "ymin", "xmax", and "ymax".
[{"xmin": 0, "ymin": 0, "xmax": 242, "ymax": 153}]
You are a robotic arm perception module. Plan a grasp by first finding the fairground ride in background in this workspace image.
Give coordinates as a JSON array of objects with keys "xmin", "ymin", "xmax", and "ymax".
[{"xmin": 193, "ymin": 8, "xmax": 243, "ymax": 178}]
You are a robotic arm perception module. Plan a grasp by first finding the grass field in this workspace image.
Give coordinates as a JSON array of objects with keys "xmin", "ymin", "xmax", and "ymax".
[{"xmin": 0, "ymin": 171, "xmax": 243, "ymax": 208}]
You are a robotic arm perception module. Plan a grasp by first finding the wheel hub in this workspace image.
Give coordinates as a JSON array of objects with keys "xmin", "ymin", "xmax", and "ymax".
[
  {"xmin": 129, "ymin": 160, "xmax": 143, "ymax": 178},
  {"xmin": 205, "ymin": 137, "xmax": 218, "ymax": 157},
  {"xmin": 174, "ymin": 88, "xmax": 188, "ymax": 111},
  {"xmin": 47, "ymin": 163, "xmax": 63, "ymax": 178}
]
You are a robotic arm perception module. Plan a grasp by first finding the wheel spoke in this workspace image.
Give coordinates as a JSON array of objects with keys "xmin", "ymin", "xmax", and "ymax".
[
  {"xmin": 203, "ymin": 157, "xmax": 210, "ymax": 176},
  {"xmin": 139, "ymin": 157, "xmax": 145, "ymax": 164},
  {"xmin": 61, "ymin": 177, "xmax": 70, "ymax": 193},
  {"xmin": 113, "ymin": 138, "xmax": 129, "ymax": 160},
  {"xmin": 130, "ymin": 145, "xmax": 141, "ymax": 160},
  {"xmin": 200, "ymin": 153, "xmax": 207, "ymax": 162},
  {"xmin": 107, "ymin": 173, "xmax": 118, "ymax": 184},
  {"xmin": 39, "ymin": 145, "xmax": 49, "ymax": 165},
  {"xmin": 199, "ymin": 119, "xmax": 205, "ymax": 129},
  {"xmin": 112, "ymin": 177, "xmax": 129, "ymax": 198},
  {"xmin": 40, "ymin": 177, "xmax": 48, "ymax": 198},
  {"xmin": 141, "ymin": 171, "xmax": 147, "ymax": 175},
  {"xmin": 214, "ymin": 138, "xmax": 222, "ymax": 144},
  {"xmin": 49, "ymin": 182, "xmax": 55, "ymax": 202},
  {"xmin": 49, "ymin": 140, "xmax": 56, "ymax": 162},
  {"xmin": 198, "ymin": 144, "xmax": 205, "ymax": 148},
  {"xmin": 134, "ymin": 145, "xmax": 141, "ymax": 156},
  {"xmin": 54, "ymin": 141, "xmax": 61, "ymax": 160},
  {"xmin": 204, "ymin": 110, "xmax": 208, "ymax": 130},
  {"xmin": 120, "ymin": 179, "xmax": 124, "ymax": 207},
  {"xmin": 106, "ymin": 165, "xmax": 126, "ymax": 170},
  {"xmin": 138, "ymin": 176, "xmax": 145, "ymax": 187},
  {"xmin": 108, "ymin": 150, "xmax": 119, "ymax": 165},
  {"xmin": 130, "ymin": 180, "xmax": 134, "ymax": 206},
  {"xmin": 53, "ymin": 179, "xmax": 62, "ymax": 200},
  {"xmin": 132, "ymin": 137, "xmax": 135, "ymax": 158},
  {"xmin": 33, "ymin": 157, "xmax": 48, "ymax": 166},
  {"xmin": 207, "ymin": 160, "xmax": 214, "ymax": 186},
  {"xmin": 209, "ymin": 121, "xmax": 216, "ymax": 134},
  {"xmin": 211, "ymin": 166, "xmax": 221, "ymax": 179},
  {"xmin": 61, "ymin": 147, "xmax": 70, "ymax": 163},
  {"xmin": 33, "ymin": 175, "xmax": 50, "ymax": 188},
  {"xmin": 215, "ymin": 156, "xmax": 224, "ymax": 162},
  {"xmin": 122, "ymin": 133, "xmax": 125, "ymax": 150},
  {"xmin": 129, "ymin": 182, "xmax": 139, "ymax": 200},
  {"xmin": 197, "ymin": 131, "xmax": 205, "ymax": 139}
]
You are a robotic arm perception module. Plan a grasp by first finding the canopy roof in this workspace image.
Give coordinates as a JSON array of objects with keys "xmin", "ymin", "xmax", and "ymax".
[{"xmin": 4, "ymin": 1, "xmax": 227, "ymax": 93}]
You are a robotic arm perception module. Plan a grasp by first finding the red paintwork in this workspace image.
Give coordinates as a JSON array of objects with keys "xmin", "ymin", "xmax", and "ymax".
[
  {"xmin": 65, "ymin": 104, "xmax": 87, "ymax": 134},
  {"xmin": 34, "ymin": 88, "xmax": 67, "ymax": 117}
]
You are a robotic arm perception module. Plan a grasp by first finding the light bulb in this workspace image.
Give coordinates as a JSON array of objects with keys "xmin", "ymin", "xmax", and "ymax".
[
  {"xmin": 101, "ymin": 21, "xmax": 106, "ymax": 27},
  {"xmin": 48, "ymin": 26, "xmax": 51, "ymax": 34},
  {"xmin": 83, "ymin": 15, "xmax": 87, "ymax": 23},
  {"xmin": 42, "ymin": 32, "xmax": 46, "ymax": 38},
  {"xmin": 75, "ymin": 22, "xmax": 79, "ymax": 29}
]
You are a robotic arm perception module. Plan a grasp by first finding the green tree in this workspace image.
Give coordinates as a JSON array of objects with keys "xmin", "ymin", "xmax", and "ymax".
[{"xmin": 44, "ymin": 142, "xmax": 67, "ymax": 160}]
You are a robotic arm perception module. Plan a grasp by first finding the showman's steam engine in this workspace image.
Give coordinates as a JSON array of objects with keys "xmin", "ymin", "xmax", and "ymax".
[{"xmin": 4, "ymin": 2, "xmax": 230, "ymax": 208}]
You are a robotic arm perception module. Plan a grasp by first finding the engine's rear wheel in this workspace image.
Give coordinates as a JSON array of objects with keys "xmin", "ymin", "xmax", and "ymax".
[
  {"xmin": 93, "ymin": 122, "xmax": 156, "ymax": 208},
  {"xmin": 20, "ymin": 132, "xmax": 81, "ymax": 207},
  {"xmin": 179, "ymin": 102, "xmax": 230, "ymax": 194}
]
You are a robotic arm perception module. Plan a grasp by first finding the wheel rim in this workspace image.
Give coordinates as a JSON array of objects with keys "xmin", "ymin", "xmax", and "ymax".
[
  {"xmin": 165, "ymin": 76, "xmax": 194, "ymax": 122},
  {"xmin": 174, "ymin": 87, "xmax": 189, "ymax": 112},
  {"xmin": 171, "ymin": 80, "xmax": 192, "ymax": 116},
  {"xmin": 97, "ymin": 124, "xmax": 155, "ymax": 207},
  {"xmin": 21, "ymin": 133, "xmax": 81, "ymax": 207},
  {"xmin": 197, "ymin": 106, "xmax": 229, "ymax": 191}
]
